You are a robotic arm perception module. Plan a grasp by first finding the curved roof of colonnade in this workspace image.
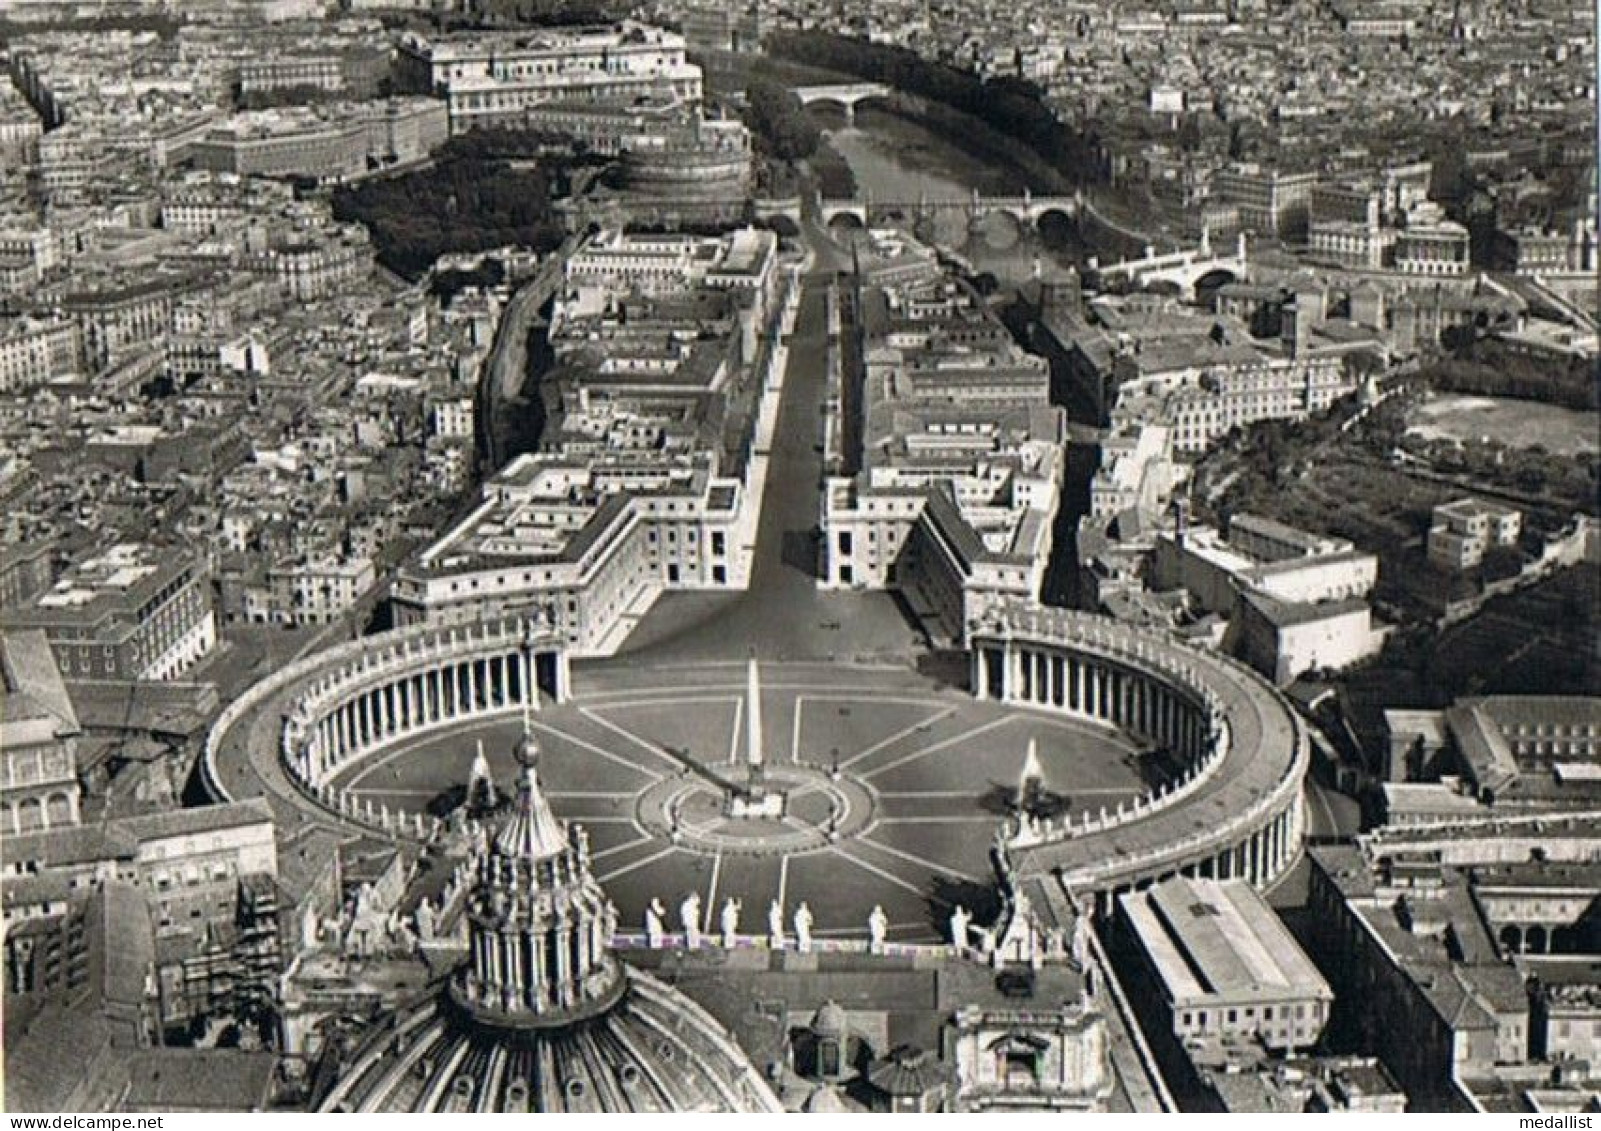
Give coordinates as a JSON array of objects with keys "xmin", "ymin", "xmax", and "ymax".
[
  {"xmin": 206, "ymin": 609, "xmax": 1306, "ymax": 896},
  {"xmin": 973, "ymin": 602, "xmax": 1307, "ymax": 891},
  {"xmin": 206, "ymin": 661, "xmax": 334, "ymax": 833},
  {"xmin": 201, "ymin": 619, "xmax": 549, "ymax": 843}
]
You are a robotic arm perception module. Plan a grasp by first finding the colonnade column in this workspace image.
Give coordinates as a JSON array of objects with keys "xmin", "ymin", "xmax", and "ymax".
[
  {"xmin": 529, "ymin": 935, "xmax": 546, "ymax": 1008},
  {"xmin": 552, "ymin": 924, "xmax": 571, "ymax": 1001},
  {"xmin": 555, "ymin": 651, "xmax": 571, "ymax": 704}
]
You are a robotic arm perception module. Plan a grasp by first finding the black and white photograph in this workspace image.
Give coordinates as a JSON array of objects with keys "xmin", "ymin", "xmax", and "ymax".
[{"xmin": 0, "ymin": 0, "xmax": 1596, "ymax": 1118}]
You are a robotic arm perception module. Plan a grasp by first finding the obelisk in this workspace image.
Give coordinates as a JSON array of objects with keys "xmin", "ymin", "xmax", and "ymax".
[
  {"xmin": 725, "ymin": 653, "xmax": 784, "ymax": 818},
  {"xmin": 745, "ymin": 653, "xmax": 764, "ymax": 783}
]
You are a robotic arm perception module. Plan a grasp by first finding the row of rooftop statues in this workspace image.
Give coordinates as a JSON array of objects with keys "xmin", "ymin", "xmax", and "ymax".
[{"xmin": 641, "ymin": 894, "xmax": 989, "ymax": 956}]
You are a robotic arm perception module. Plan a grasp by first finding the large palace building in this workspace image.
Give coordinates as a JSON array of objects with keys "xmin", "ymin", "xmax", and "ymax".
[
  {"xmin": 395, "ymin": 23, "xmax": 703, "ymax": 135},
  {"xmin": 389, "ymin": 228, "xmax": 787, "ymax": 655}
]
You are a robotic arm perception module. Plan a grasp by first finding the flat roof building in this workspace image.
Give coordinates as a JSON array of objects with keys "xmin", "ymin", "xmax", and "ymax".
[
  {"xmin": 1117, "ymin": 875, "xmax": 1333, "ymax": 1053},
  {"xmin": 7, "ymin": 542, "xmax": 217, "ymax": 683},
  {"xmin": 395, "ymin": 23, "xmax": 702, "ymax": 134},
  {"xmin": 1428, "ymin": 497, "xmax": 1522, "ymax": 572}
]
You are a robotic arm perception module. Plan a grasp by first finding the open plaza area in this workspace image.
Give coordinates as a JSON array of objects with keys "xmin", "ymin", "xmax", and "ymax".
[
  {"xmin": 5, "ymin": 0, "xmax": 1596, "ymax": 1113},
  {"xmin": 329, "ymin": 659, "xmax": 1146, "ymax": 943}
]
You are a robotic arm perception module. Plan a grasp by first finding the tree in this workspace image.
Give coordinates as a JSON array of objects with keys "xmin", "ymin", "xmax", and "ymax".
[
  {"xmin": 742, "ymin": 79, "xmax": 820, "ymax": 163},
  {"xmin": 1228, "ymin": 121, "xmax": 1247, "ymax": 160},
  {"xmin": 331, "ymin": 153, "xmax": 566, "ymax": 280},
  {"xmin": 1177, "ymin": 115, "xmax": 1203, "ymax": 153}
]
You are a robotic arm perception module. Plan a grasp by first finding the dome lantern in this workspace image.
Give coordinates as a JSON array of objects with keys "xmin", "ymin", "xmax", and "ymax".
[{"xmin": 316, "ymin": 719, "xmax": 783, "ymax": 1113}]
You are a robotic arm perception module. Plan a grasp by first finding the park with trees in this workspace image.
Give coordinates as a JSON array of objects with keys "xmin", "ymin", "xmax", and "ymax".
[{"xmin": 331, "ymin": 132, "xmax": 576, "ymax": 279}]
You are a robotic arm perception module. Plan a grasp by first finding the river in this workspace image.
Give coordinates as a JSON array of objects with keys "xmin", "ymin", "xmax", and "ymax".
[
  {"xmin": 825, "ymin": 123, "xmax": 1025, "ymax": 200},
  {"xmin": 819, "ymin": 113, "xmax": 1092, "ymax": 277}
]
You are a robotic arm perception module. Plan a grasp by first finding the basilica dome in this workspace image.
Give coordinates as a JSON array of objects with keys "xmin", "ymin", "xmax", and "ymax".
[{"xmin": 316, "ymin": 730, "xmax": 782, "ymax": 1113}]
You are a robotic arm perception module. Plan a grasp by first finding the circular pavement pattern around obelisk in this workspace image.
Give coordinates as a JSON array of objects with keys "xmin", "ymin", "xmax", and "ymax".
[{"xmin": 634, "ymin": 765, "xmax": 877, "ymax": 857}]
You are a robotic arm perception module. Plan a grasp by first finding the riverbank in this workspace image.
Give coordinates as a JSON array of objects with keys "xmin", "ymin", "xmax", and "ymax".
[
  {"xmin": 827, "ymin": 110, "xmax": 1034, "ymax": 197},
  {"xmin": 700, "ymin": 47, "xmax": 1149, "ymax": 266},
  {"xmin": 699, "ymin": 49, "xmax": 1068, "ymax": 195}
]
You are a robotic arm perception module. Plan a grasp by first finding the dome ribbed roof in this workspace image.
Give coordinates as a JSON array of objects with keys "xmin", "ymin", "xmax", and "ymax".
[
  {"xmin": 810, "ymin": 1000, "xmax": 849, "ymax": 1039},
  {"xmin": 494, "ymin": 729, "xmax": 566, "ymax": 863},
  {"xmin": 318, "ymin": 971, "xmax": 783, "ymax": 1113},
  {"xmin": 867, "ymin": 1045, "xmax": 950, "ymax": 1096}
]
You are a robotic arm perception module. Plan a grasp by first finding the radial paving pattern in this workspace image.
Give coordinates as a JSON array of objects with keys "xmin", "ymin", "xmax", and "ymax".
[{"xmin": 332, "ymin": 661, "xmax": 1145, "ymax": 943}]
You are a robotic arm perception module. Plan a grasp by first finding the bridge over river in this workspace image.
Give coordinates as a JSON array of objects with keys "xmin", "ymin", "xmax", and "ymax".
[{"xmin": 813, "ymin": 188, "xmax": 1083, "ymax": 250}]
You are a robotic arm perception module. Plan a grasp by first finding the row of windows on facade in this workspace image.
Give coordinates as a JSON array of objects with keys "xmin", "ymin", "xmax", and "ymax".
[
  {"xmin": 1180, "ymin": 1000, "xmax": 1325, "ymax": 1028},
  {"xmin": 837, "ymin": 529, "xmax": 902, "ymax": 556},
  {"xmin": 438, "ymin": 550, "xmax": 723, "ymax": 600},
  {"xmin": 484, "ymin": 57, "xmax": 681, "ymax": 80},
  {"xmin": 451, "ymin": 80, "xmax": 687, "ymax": 111},
  {"xmin": 2, "ymin": 752, "xmax": 75, "ymax": 784},
  {"xmin": 58, "ymin": 596, "xmax": 199, "ymax": 649},
  {"xmin": 152, "ymin": 861, "xmax": 235, "ymax": 890}
]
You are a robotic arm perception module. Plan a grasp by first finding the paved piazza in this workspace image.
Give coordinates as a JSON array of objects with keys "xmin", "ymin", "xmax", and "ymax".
[{"xmin": 330, "ymin": 660, "xmax": 1145, "ymax": 943}]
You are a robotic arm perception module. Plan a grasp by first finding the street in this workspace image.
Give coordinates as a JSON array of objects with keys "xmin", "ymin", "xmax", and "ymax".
[{"xmin": 616, "ymin": 228, "xmax": 922, "ymax": 664}]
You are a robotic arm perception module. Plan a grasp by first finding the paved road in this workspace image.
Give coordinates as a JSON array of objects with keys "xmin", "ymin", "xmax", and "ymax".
[
  {"xmin": 615, "ymin": 259, "xmax": 923, "ymax": 666},
  {"xmin": 478, "ymin": 249, "xmax": 571, "ymax": 470}
]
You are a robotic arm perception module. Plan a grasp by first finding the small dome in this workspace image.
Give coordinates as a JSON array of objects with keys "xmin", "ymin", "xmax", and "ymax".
[
  {"xmin": 868, "ymin": 1045, "xmax": 950, "ymax": 1097},
  {"xmin": 810, "ymin": 1001, "xmax": 849, "ymax": 1039},
  {"xmin": 803, "ymin": 1085, "xmax": 850, "ymax": 1114}
]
